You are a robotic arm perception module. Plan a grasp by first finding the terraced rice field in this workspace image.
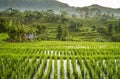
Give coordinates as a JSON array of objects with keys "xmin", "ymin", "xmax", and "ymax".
[{"xmin": 0, "ymin": 41, "xmax": 120, "ymax": 79}]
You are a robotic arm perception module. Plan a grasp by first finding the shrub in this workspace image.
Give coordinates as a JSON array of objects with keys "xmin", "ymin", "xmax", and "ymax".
[{"xmin": 111, "ymin": 33, "xmax": 120, "ymax": 42}]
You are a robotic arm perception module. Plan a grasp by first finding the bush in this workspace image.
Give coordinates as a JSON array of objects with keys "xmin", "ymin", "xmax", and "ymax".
[
  {"xmin": 111, "ymin": 33, "xmax": 120, "ymax": 42},
  {"xmin": 96, "ymin": 27, "xmax": 107, "ymax": 34}
]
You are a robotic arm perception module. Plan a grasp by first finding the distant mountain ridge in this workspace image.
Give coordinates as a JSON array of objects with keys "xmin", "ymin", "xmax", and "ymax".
[
  {"xmin": 0, "ymin": 0, "xmax": 120, "ymax": 18},
  {"xmin": 0, "ymin": 0, "xmax": 74, "ymax": 11},
  {"xmin": 76, "ymin": 4, "xmax": 120, "ymax": 18}
]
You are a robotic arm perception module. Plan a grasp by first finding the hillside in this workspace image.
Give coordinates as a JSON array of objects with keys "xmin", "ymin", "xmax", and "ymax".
[
  {"xmin": 0, "ymin": 0, "xmax": 76, "ymax": 13},
  {"xmin": 0, "ymin": 0, "xmax": 120, "ymax": 17},
  {"xmin": 76, "ymin": 4, "xmax": 120, "ymax": 18},
  {"xmin": 0, "ymin": 0, "xmax": 120, "ymax": 42}
]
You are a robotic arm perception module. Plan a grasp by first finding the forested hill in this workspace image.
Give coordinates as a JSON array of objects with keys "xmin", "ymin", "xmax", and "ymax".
[
  {"xmin": 76, "ymin": 4, "xmax": 120, "ymax": 18},
  {"xmin": 0, "ymin": 0, "xmax": 76, "ymax": 12},
  {"xmin": 0, "ymin": 0, "xmax": 120, "ymax": 17}
]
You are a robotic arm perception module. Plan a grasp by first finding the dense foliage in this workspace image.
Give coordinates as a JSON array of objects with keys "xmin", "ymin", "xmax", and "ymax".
[{"xmin": 0, "ymin": 8, "xmax": 120, "ymax": 42}]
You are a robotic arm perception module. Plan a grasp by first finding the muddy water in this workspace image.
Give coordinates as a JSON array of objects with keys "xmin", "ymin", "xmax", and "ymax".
[
  {"xmin": 58, "ymin": 60, "xmax": 60, "ymax": 79},
  {"xmin": 33, "ymin": 59, "xmax": 43, "ymax": 79},
  {"xmin": 76, "ymin": 60, "xmax": 81, "ymax": 74},
  {"xmin": 50, "ymin": 60, "xmax": 54, "ymax": 79},
  {"xmin": 69, "ymin": 59, "xmax": 74, "ymax": 79},
  {"xmin": 64, "ymin": 60, "xmax": 68, "ymax": 79},
  {"xmin": 82, "ymin": 60, "xmax": 87, "ymax": 79},
  {"xmin": 44, "ymin": 59, "xmax": 50, "ymax": 74}
]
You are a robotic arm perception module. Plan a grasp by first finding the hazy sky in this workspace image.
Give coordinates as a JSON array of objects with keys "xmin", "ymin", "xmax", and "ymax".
[{"xmin": 57, "ymin": 0, "xmax": 120, "ymax": 8}]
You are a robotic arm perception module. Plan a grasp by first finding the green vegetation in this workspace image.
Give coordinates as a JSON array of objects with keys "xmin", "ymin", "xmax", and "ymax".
[
  {"xmin": 54, "ymin": 57, "xmax": 58, "ymax": 79},
  {"xmin": 0, "ymin": 42, "xmax": 120, "ymax": 79},
  {"xmin": 60, "ymin": 58, "xmax": 65, "ymax": 79},
  {"xmin": 0, "ymin": 1, "xmax": 120, "ymax": 79},
  {"xmin": 0, "ymin": 8, "xmax": 120, "ymax": 42},
  {"xmin": 0, "ymin": 33, "xmax": 9, "ymax": 42}
]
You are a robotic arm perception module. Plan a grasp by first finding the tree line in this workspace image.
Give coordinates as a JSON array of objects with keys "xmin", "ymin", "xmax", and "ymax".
[{"xmin": 0, "ymin": 8, "xmax": 120, "ymax": 42}]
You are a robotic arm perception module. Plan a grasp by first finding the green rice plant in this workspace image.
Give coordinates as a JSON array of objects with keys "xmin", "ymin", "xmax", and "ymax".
[
  {"xmin": 60, "ymin": 57, "xmax": 65, "ymax": 79},
  {"xmin": 30, "ymin": 58, "xmax": 42, "ymax": 79},
  {"xmin": 67, "ymin": 58, "xmax": 70, "ymax": 78},
  {"xmin": 67, "ymin": 57, "xmax": 74, "ymax": 79},
  {"xmin": 71, "ymin": 57, "xmax": 79, "ymax": 79},
  {"xmin": 78, "ymin": 58, "xmax": 85, "ymax": 79},
  {"xmin": 54, "ymin": 57, "xmax": 58, "ymax": 79},
  {"xmin": 36, "ymin": 56, "xmax": 47, "ymax": 79},
  {"xmin": 42, "ymin": 57, "xmax": 52, "ymax": 79},
  {"xmin": 84, "ymin": 59, "xmax": 94, "ymax": 79}
]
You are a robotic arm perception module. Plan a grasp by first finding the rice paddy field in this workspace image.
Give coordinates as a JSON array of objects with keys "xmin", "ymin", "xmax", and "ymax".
[{"xmin": 0, "ymin": 41, "xmax": 120, "ymax": 79}]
